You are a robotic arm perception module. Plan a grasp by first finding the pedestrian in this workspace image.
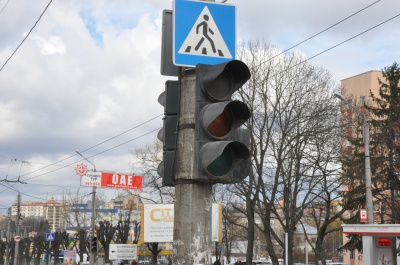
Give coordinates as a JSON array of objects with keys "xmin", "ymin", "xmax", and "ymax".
[
  {"xmin": 131, "ymin": 260, "xmax": 137, "ymax": 265},
  {"xmin": 214, "ymin": 259, "xmax": 221, "ymax": 265},
  {"xmin": 168, "ymin": 256, "xmax": 172, "ymax": 265},
  {"xmin": 234, "ymin": 258, "xmax": 243, "ymax": 265},
  {"xmin": 318, "ymin": 261, "xmax": 323, "ymax": 265}
]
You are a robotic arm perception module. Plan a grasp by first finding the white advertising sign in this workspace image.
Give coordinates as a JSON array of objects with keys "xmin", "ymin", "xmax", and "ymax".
[
  {"xmin": 109, "ymin": 244, "xmax": 137, "ymax": 260},
  {"xmin": 80, "ymin": 172, "xmax": 101, "ymax": 187},
  {"xmin": 140, "ymin": 203, "xmax": 222, "ymax": 243},
  {"xmin": 142, "ymin": 204, "xmax": 174, "ymax": 243},
  {"xmin": 212, "ymin": 203, "xmax": 222, "ymax": 242}
]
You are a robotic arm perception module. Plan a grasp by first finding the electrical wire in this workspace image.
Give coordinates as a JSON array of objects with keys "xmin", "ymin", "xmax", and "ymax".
[
  {"xmin": 23, "ymin": 126, "xmax": 161, "ymax": 182},
  {"xmin": 0, "ymin": 126, "xmax": 161, "ymax": 210},
  {"xmin": 0, "ymin": 113, "xmax": 162, "ymax": 211},
  {"xmin": 11, "ymin": 114, "xmax": 162, "ymax": 178},
  {"xmin": 0, "ymin": 0, "xmax": 395, "ymax": 208},
  {"xmin": 262, "ymin": 0, "xmax": 382, "ymax": 65},
  {"xmin": 0, "ymin": 0, "xmax": 10, "ymax": 16},
  {"xmin": 263, "ymin": 13, "xmax": 400, "ymax": 82},
  {"xmin": 0, "ymin": 0, "xmax": 53, "ymax": 73}
]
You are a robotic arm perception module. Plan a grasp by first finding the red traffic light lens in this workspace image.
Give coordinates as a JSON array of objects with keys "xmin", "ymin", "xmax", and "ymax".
[{"xmin": 207, "ymin": 108, "xmax": 233, "ymax": 138}]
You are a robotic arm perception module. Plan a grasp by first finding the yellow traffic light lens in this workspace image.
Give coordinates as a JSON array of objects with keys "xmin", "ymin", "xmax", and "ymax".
[
  {"xmin": 207, "ymin": 108, "xmax": 233, "ymax": 138},
  {"xmin": 207, "ymin": 147, "xmax": 233, "ymax": 176}
]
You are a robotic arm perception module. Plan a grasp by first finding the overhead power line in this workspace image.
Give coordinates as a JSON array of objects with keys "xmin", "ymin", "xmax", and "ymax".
[
  {"xmin": 265, "ymin": 0, "xmax": 382, "ymax": 64},
  {"xmin": 0, "ymin": 0, "xmax": 11, "ymax": 16},
  {"xmin": 0, "ymin": 0, "xmax": 53, "ymax": 73},
  {"xmin": 15, "ymin": 114, "xmax": 162, "ymax": 179},
  {"xmin": 264, "ymin": 12, "xmax": 400, "ymax": 81}
]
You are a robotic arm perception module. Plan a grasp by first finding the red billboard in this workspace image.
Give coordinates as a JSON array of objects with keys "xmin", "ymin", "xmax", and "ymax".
[{"xmin": 101, "ymin": 172, "xmax": 143, "ymax": 190}]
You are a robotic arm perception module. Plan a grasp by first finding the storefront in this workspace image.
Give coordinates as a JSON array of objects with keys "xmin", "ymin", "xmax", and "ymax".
[{"xmin": 342, "ymin": 224, "xmax": 400, "ymax": 265}]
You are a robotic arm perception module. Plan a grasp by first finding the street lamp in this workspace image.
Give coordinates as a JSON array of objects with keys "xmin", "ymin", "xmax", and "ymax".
[{"xmin": 334, "ymin": 93, "xmax": 374, "ymax": 224}]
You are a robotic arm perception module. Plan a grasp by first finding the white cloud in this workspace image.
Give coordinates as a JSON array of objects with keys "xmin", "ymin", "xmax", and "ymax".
[
  {"xmin": 32, "ymin": 34, "xmax": 67, "ymax": 55},
  {"xmin": 0, "ymin": 0, "xmax": 399, "ymax": 212}
]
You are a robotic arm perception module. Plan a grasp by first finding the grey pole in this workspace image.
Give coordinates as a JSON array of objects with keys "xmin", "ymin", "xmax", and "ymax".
[
  {"xmin": 173, "ymin": 69, "xmax": 213, "ymax": 265},
  {"xmin": 6, "ymin": 216, "xmax": 10, "ymax": 265},
  {"xmin": 334, "ymin": 93, "xmax": 374, "ymax": 224},
  {"xmin": 363, "ymin": 119, "xmax": 374, "ymax": 223},
  {"xmin": 14, "ymin": 193, "xmax": 21, "ymax": 265},
  {"xmin": 75, "ymin": 151, "xmax": 97, "ymax": 265}
]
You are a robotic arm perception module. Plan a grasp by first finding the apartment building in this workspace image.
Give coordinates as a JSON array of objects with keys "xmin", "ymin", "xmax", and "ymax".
[
  {"xmin": 11, "ymin": 197, "xmax": 66, "ymax": 231},
  {"xmin": 340, "ymin": 70, "xmax": 388, "ymax": 265}
]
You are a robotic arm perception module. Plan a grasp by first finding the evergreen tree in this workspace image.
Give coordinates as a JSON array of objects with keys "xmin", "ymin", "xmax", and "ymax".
[
  {"xmin": 368, "ymin": 62, "xmax": 400, "ymax": 224},
  {"xmin": 339, "ymin": 62, "xmax": 400, "ymax": 253}
]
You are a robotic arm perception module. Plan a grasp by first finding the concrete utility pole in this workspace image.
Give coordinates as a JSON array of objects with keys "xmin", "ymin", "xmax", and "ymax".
[
  {"xmin": 174, "ymin": 69, "xmax": 213, "ymax": 265},
  {"xmin": 14, "ymin": 192, "xmax": 21, "ymax": 265}
]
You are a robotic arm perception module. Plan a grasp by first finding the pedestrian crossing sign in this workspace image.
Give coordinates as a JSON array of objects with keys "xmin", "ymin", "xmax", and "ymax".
[
  {"xmin": 173, "ymin": 0, "xmax": 236, "ymax": 67},
  {"xmin": 46, "ymin": 232, "xmax": 55, "ymax": 242}
]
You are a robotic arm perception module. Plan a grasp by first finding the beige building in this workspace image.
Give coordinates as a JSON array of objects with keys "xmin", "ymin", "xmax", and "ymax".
[
  {"xmin": 340, "ymin": 70, "xmax": 387, "ymax": 265},
  {"xmin": 11, "ymin": 197, "xmax": 66, "ymax": 231}
]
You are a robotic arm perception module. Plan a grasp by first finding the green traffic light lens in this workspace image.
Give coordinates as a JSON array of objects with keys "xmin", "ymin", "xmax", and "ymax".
[
  {"xmin": 206, "ymin": 147, "xmax": 233, "ymax": 176},
  {"xmin": 208, "ymin": 71, "xmax": 233, "ymax": 101}
]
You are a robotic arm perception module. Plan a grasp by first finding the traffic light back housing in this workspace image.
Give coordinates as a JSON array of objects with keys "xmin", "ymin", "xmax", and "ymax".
[
  {"xmin": 91, "ymin": 237, "xmax": 97, "ymax": 252},
  {"xmin": 157, "ymin": 80, "xmax": 179, "ymax": 186}
]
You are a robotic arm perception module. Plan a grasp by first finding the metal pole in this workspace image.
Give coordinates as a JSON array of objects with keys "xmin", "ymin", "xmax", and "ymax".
[
  {"xmin": 14, "ymin": 193, "xmax": 21, "ymax": 265},
  {"xmin": 75, "ymin": 150, "xmax": 97, "ymax": 265},
  {"xmin": 305, "ymin": 239, "xmax": 308, "ymax": 265},
  {"xmin": 363, "ymin": 120, "xmax": 374, "ymax": 224},
  {"xmin": 334, "ymin": 94, "xmax": 374, "ymax": 223},
  {"xmin": 91, "ymin": 186, "xmax": 97, "ymax": 265},
  {"xmin": 6, "ymin": 215, "xmax": 10, "ymax": 265},
  {"xmin": 285, "ymin": 233, "xmax": 288, "ymax": 265}
]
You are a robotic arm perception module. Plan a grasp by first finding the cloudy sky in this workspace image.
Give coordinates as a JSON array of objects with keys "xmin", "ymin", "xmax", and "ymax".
[{"xmin": 0, "ymin": 0, "xmax": 399, "ymax": 215}]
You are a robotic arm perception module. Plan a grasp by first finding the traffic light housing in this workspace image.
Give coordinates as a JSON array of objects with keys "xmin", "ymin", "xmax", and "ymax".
[
  {"xmin": 195, "ymin": 60, "xmax": 251, "ymax": 183},
  {"xmin": 157, "ymin": 80, "xmax": 179, "ymax": 186},
  {"xmin": 91, "ymin": 237, "xmax": 97, "ymax": 252}
]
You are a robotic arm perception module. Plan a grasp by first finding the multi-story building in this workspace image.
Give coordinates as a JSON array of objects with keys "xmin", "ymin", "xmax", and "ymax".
[
  {"xmin": 11, "ymin": 197, "xmax": 65, "ymax": 231},
  {"xmin": 108, "ymin": 194, "xmax": 140, "ymax": 222},
  {"xmin": 340, "ymin": 70, "xmax": 396, "ymax": 265}
]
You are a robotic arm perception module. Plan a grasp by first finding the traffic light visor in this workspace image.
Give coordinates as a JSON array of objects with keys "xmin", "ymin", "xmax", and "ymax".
[
  {"xmin": 200, "ymin": 141, "xmax": 250, "ymax": 179},
  {"xmin": 198, "ymin": 60, "xmax": 251, "ymax": 101},
  {"xmin": 206, "ymin": 146, "xmax": 234, "ymax": 176},
  {"xmin": 201, "ymin": 101, "xmax": 250, "ymax": 139}
]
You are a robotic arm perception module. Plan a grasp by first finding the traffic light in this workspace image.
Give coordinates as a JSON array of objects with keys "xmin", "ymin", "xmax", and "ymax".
[
  {"xmin": 195, "ymin": 60, "xmax": 251, "ymax": 183},
  {"xmin": 91, "ymin": 236, "xmax": 97, "ymax": 252},
  {"xmin": 157, "ymin": 80, "xmax": 179, "ymax": 186}
]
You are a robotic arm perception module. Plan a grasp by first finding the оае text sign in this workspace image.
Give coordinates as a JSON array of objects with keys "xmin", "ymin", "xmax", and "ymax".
[
  {"xmin": 80, "ymin": 172, "xmax": 142, "ymax": 190},
  {"xmin": 101, "ymin": 172, "xmax": 143, "ymax": 190}
]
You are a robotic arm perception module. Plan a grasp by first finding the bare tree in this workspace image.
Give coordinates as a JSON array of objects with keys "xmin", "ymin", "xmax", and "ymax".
[
  {"xmin": 231, "ymin": 39, "xmax": 341, "ymax": 265},
  {"xmin": 130, "ymin": 140, "xmax": 174, "ymax": 264},
  {"xmin": 131, "ymin": 140, "xmax": 174, "ymax": 203}
]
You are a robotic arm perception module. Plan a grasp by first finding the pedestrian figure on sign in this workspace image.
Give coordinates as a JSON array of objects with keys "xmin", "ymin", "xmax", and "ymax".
[{"xmin": 195, "ymin": 14, "xmax": 216, "ymax": 54}]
